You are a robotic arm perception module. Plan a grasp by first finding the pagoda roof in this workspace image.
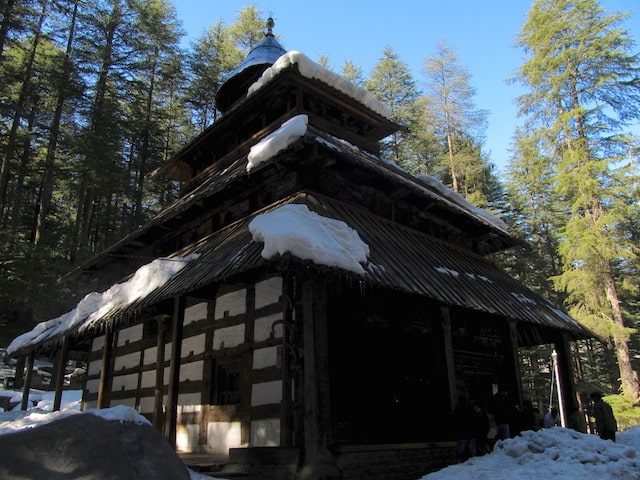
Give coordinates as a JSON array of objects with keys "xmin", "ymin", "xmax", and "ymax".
[{"xmin": 215, "ymin": 18, "xmax": 287, "ymax": 113}]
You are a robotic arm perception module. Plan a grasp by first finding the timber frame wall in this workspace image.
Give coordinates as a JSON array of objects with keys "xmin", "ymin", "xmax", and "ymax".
[{"xmin": 83, "ymin": 274, "xmax": 288, "ymax": 453}]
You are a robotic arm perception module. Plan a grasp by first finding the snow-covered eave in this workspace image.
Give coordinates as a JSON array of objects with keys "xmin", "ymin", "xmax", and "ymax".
[
  {"xmin": 7, "ymin": 255, "xmax": 200, "ymax": 357},
  {"xmin": 308, "ymin": 129, "xmax": 513, "ymax": 239},
  {"xmin": 247, "ymin": 50, "xmax": 392, "ymax": 120}
]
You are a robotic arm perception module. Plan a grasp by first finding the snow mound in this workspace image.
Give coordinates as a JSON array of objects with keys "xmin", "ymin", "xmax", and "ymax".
[
  {"xmin": 421, "ymin": 427, "xmax": 640, "ymax": 480},
  {"xmin": 249, "ymin": 203, "xmax": 369, "ymax": 275}
]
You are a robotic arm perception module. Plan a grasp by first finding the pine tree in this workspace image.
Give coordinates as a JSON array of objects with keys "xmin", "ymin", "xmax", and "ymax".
[
  {"xmin": 422, "ymin": 38, "xmax": 488, "ymax": 194},
  {"xmin": 502, "ymin": 127, "xmax": 565, "ymax": 300},
  {"xmin": 227, "ymin": 5, "xmax": 266, "ymax": 51},
  {"xmin": 0, "ymin": 0, "xmax": 47, "ymax": 221},
  {"xmin": 515, "ymin": 0, "xmax": 640, "ymax": 399},
  {"xmin": 185, "ymin": 20, "xmax": 241, "ymax": 128},
  {"xmin": 33, "ymin": 0, "xmax": 81, "ymax": 245},
  {"xmin": 365, "ymin": 46, "xmax": 421, "ymax": 169},
  {"xmin": 341, "ymin": 60, "xmax": 364, "ymax": 87},
  {"xmin": 126, "ymin": 0, "xmax": 184, "ymax": 227}
]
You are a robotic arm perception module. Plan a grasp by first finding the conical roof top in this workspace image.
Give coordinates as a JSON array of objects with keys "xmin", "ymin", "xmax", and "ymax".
[{"xmin": 215, "ymin": 18, "xmax": 286, "ymax": 113}]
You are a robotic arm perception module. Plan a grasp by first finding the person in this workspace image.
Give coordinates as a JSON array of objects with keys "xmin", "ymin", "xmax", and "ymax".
[
  {"xmin": 452, "ymin": 395, "xmax": 477, "ymax": 463},
  {"xmin": 517, "ymin": 399, "xmax": 541, "ymax": 433},
  {"xmin": 590, "ymin": 392, "xmax": 617, "ymax": 441},
  {"xmin": 566, "ymin": 402, "xmax": 587, "ymax": 433},
  {"xmin": 542, "ymin": 407, "xmax": 560, "ymax": 428},
  {"xmin": 472, "ymin": 401, "xmax": 491, "ymax": 455},
  {"xmin": 489, "ymin": 390, "xmax": 516, "ymax": 440}
]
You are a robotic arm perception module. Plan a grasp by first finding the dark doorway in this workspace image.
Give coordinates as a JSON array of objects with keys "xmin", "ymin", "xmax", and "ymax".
[{"xmin": 327, "ymin": 287, "xmax": 449, "ymax": 444}]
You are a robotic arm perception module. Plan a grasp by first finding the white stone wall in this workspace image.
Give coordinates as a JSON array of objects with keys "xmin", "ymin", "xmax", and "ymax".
[
  {"xmin": 251, "ymin": 380, "xmax": 282, "ymax": 406},
  {"xmin": 140, "ymin": 369, "xmax": 156, "ymax": 389},
  {"xmin": 255, "ymin": 277, "xmax": 282, "ymax": 309},
  {"xmin": 138, "ymin": 396, "xmax": 155, "ymax": 414},
  {"xmin": 111, "ymin": 373, "xmax": 138, "ymax": 392},
  {"xmin": 91, "ymin": 335, "xmax": 105, "ymax": 352},
  {"xmin": 86, "ymin": 378, "xmax": 100, "ymax": 394},
  {"xmin": 252, "ymin": 346, "xmax": 279, "ymax": 369},
  {"xmin": 87, "ymin": 360, "xmax": 101, "ymax": 376},
  {"xmin": 250, "ymin": 418, "xmax": 280, "ymax": 447},
  {"xmin": 116, "ymin": 324, "xmax": 143, "ymax": 346},
  {"xmin": 213, "ymin": 324, "xmax": 245, "ymax": 350},
  {"xmin": 214, "ymin": 289, "xmax": 246, "ymax": 320},
  {"xmin": 114, "ymin": 351, "xmax": 140, "ymax": 371},
  {"xmin": 177, "ymin": 393, "xmax": 201, "ymax": 405},
  {"xmin": 179, "ymin": 360, "xmax": 203, "ymax": 383},
  {"xmin": 254, "ymin": 313, "xmax": 283, "ymax": 342},
  {"xmin": 207, "ymin": 422, "xmax": 243, "ymax": 454},
  {"xmin": 176, "ymin": 424, "xmax": 200, "ymax": 452},
  {"xmin": 185, "ymin": 302, "xmax": 208, "ymax": 325},
  {"xmin": 182, "ymin": 334, "xmax": 205, "ymax": 357}
]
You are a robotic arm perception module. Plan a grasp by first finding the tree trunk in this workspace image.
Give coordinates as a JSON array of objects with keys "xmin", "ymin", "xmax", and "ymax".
[
  {"xmin": 9, "ymin": 104, "xmax": 37, "ymax": 235},
  {"xmin": 33, "ymin": 0, "xmax": 79, "ymax": 244},
  {"xmin": 0, "ymin": 0, "xmax": 47, "ymax": 219},
  {"xmin": 134, "ymin": 46, "xmax": 158, "ymax": 224},
  {"xmin": 0, "ymin": 0, "xmax": 17, "ymax": 57},
  {"xmin": 604, "ymin": 274, "xmax": 640, "ymax": 399}
]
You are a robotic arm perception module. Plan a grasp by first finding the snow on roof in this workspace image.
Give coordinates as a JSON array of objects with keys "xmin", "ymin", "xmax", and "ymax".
[
  {"xmin": 247, "ymin": 50, "xmax": 391, "ymax": 119},
  {"xmin": 248, "ymin": 203, "xmax": 370, "ymax": 275},
  {"xmin": 416, "ymin": 174, "xmax": 508, "ymax": 233},
  {"xmin": 7, "ymin": 255, "xmax": 199, "ymax": 355},
  {"xmin": 247, "ymin": 114, "xmax": 308, "ymax": 171}
]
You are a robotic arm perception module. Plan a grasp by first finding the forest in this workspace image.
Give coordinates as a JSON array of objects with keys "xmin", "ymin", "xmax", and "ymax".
[{"xmin": 0, "ymin": 0, "xmax": 639, "ymax": 408}]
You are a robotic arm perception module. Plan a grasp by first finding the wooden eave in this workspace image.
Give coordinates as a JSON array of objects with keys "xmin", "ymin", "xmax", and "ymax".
[
  {"xmin": 32, "ymin": 192, "xmax": 593, "ymax": 357},
  {"xmin": 156, "ymin": 64, "xmax": 400, "ymax": 183}
]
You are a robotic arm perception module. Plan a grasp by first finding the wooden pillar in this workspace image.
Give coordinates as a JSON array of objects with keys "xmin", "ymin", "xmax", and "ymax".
[
  {"xmin": 280, "ymin": 274, "xmax": 295, "ymax": 447},
  {"xmin": 53, "ymin": 337, "xmax": 70, "ymax": 411},
  {"xmin": 506, "ymin": 320, "xmax": 524, "ymax": 407},
  {"xmin": 165, "ymin": 296, "xmax": 185, "ymax": 449},
  {"xmin": 97, "ymin": 325, "xmax": 115, "ymax": 409},
  {"xmin": 440, "ymin": 306, "xmax": 457, "ymax": 410},
  {"xmin": 14, "ymin": 355, "xmax": 25, "ymax": 389},
  {"xmin": 298, "ymin": 273, "xmax": 340, "ymax": 480},
  {"xmin": 153, "ymin": 314, "xmax": 168, "ymax": 431},
  {"xmin": 20, "ymin": 351, "xmax": 35, "ymax": 411},
  {"xmin": 553, "ymin": 332, "xmax": 578, "ymax": 417}
]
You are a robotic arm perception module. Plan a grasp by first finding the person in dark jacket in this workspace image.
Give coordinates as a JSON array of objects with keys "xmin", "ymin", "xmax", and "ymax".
[
  {"xmin": 566, "ymin": 402, "xmax": 587, "ymax": 433},
  {"xmin": 590, "ymin": 392, "xmax": 617, "ymax": 441},
  {"xmin": 453, "ymin": 396, "xmax": 478, "ymax": 463},
  {"xmin": 489, "ymin": 390, "xmax": 516, "ymax": 440}
]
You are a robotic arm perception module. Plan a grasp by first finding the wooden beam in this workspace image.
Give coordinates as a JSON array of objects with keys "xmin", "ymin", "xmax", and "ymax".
[
  {"xmin": 13, "ymin": 355, "xmax": 25, "ymax": 389},
  {"xmin": 298, "ymin": 273, "xmax": 340, "ymax": 480},
  {"xmin": 507, "ymin": 320, "xmax": 524, "ymax": 408},
  {"xmin": 440, "ymin": 306, "xmax": 457, "ymax": 410},
  {"xmin": 53, "ymin": 337, "xmax": 70, "ymax": 411},
  {"xmin": 165, "ymin": 296, "xmax": 185, "ymax": 449},
  {"xmin": 97, "ymin": 325, "xmax": 114, "ymax": 409},
  {"xmin": 153, "ymin": 315, "xmax": 168, "ymax": 431},
  {"xmin": 20, "ymin": 351, "xmax": 35, "ymax": 411}
]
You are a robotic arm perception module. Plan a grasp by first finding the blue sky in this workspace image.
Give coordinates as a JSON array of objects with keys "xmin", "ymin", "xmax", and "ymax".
[{"xmin": 172, "ymin": 0, "xmax": 640, "ymax": 174}]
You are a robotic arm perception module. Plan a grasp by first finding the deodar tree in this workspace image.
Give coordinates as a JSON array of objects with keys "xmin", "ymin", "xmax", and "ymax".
[
  {"xmin": 514, "ymin": 0, "xmax": 640, "ymax": 399},
  {"xmin": 422, "ymin": 38, "xmax": 489, "ymax": 197}
]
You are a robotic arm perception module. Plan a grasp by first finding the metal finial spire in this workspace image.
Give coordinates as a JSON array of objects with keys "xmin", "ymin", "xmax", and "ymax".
[{"xmin": 266, "ymin": 17, "xmax": 274, "ymax": 36}]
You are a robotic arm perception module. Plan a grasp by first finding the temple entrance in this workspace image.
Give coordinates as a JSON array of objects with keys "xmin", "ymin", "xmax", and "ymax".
[{"xmin": 327, "ymin": 287, "xmax": 449, "ymax": 444}]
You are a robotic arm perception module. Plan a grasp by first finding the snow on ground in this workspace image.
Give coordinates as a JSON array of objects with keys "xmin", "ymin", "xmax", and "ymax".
[
  {"xmin": 421, "ymin": 426, "xmax": 640, "ymax": 480},
  {"xmin": 0, "ymin": 389, "xmax": 638, "ymax": 480}
]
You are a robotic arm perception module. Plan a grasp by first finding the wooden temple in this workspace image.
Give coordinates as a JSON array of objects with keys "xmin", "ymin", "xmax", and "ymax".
[{"xmin": 7, "ymin": 20, "xmax": 594, "ymax": 480}]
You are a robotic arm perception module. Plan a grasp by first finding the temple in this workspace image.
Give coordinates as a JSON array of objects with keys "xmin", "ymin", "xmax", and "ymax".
[{"xmin": 7, "ymin": 20, "xmax": 594, "ymax": 480}]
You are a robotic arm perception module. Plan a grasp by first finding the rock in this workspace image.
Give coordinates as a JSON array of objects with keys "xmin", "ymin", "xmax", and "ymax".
[{"xmin": 0, "ymin": 411, "xmax": 190, "ymax": 480}]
